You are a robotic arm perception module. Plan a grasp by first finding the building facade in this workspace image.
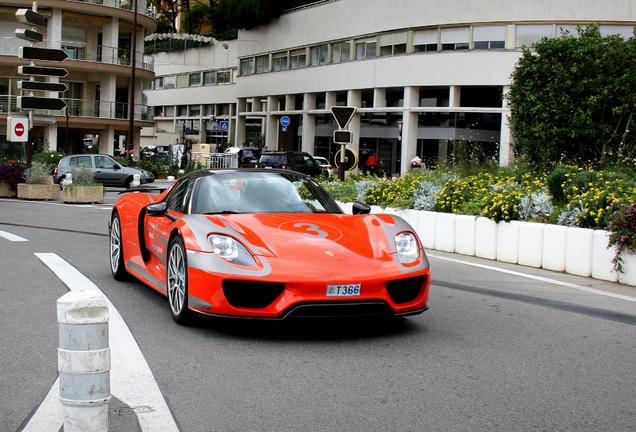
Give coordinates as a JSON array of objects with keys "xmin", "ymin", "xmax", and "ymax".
[
  {"xmin": 0, "ymin": 0, "xmax": 156, "ymax": 159},
  {"xmin": 145, "ymin": 0, "xmax": 636, "ymax": 175}
]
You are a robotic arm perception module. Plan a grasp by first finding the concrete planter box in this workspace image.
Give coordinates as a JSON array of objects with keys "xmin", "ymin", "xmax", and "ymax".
[
  {"xmin": 63, "ymin": 185, "xmax": 104, "ymax": 203},
  {"xmin": 0, "ymin": 180, "xmax": 15, "ymax": 197},
  {"xmin": 17, "ymin": 183, "xmax": 60, "ymax": 200}
]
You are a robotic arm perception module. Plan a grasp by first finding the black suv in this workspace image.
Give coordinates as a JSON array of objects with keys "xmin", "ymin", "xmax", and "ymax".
[
  {"xmin": 256, "ymin": 151, "xmax": 323, "ymax": 176},
  {"xmin": 225, "ymin": 146, "xmax": 261, "ymax": 168}
]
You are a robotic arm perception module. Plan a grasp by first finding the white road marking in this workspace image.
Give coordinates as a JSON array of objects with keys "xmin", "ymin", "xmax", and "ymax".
[
  {"xmin": 0, "ymin": 229, "xmax": 28, "ymax": 241},
  {"xmin": 428, "ymin": 253, "xmax": 636, "ymax": 303},
  {"xmin": 23, "ymin": 253, "xmax": 179, "ymax": 432}
]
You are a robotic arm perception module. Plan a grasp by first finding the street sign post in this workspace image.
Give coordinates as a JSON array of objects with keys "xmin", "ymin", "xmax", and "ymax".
[
  {"xmin": 15, "ymin": 3, "xmax": 69, "ymax": 114},
  {"xmin": 18, "ymin": 80, "xmax": 68, "ymax": 93},
  {"xmin": 280, "ymin": 116, "xmax": 291, "ymax": 132},
  {"xmin": 18, "ymin": 96, "xmax": 67, "ymax": 111},
  {"xmin": 7, "ymin": 116, "xmax": 29, "ymax": 142},
  {"xmin": 19, "ymin": 46, "xmax": 69, "ymax": 62},
  {"xmin": 330, "ymin": 106, "xmax": 357, "ymax": 180}
]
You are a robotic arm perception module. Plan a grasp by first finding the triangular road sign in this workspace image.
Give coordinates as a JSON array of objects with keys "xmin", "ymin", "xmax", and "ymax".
[{"xmin": 330, "ymin": 106, "xmax": 357, "ymax": 129}]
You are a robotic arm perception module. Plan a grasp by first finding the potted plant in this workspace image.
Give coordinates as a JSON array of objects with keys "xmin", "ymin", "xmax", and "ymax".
[
  {"xmin": 0, "ymin": 161, "xmax": 25, "ymax": 197},
  {"xmin": 63, "ymin": 166, "xmax": 104, "ymax": 204},
  {"xmin": 17, "ymin": 162, "xmax": 59, "ymax": 200}
]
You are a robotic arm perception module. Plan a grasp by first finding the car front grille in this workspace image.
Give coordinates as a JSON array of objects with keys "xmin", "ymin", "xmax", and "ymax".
[
  {"xmin": 386, "ymin": 275, "xmax": 427, "ymax": 304},
  {"xmin": 222, "ymin": 280, "xmax": 285, "ymax": 309}
]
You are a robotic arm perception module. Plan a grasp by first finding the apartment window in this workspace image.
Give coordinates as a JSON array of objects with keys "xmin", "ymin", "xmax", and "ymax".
[
  {"xmin": 176, "ymin": 74, "xmax": 189, "ymax": 88},
  {"xmin": 332, "ymin": 41, "xmax": 351, "ymax": 63},
  {"xmin": 153, "ymin": 77, "xmax": 163, "ymax": 89},
  {"xmin": 62, "ymin": 27, "xmax": 86, "ymax": 60},
  {"xmin": 153, "ymin": 106, "xmax": 164, "ymax": 117},
  {"xmin": 240, "ymin": 58, "xmax": 255, "ymax": 75},
  {"xmin": 165, "ymin": 106, "xmax": 175, "ymax": 117},
  {"xmin": 178, "ymin": 105, "xmax": 187, "ymax": 116},
  {"xmin": 255, "ymin": 55, "xmax": 269, "ymax": 73},
  {"xmin": 379, "ymin": 32, "xmax": 407, "ymax": 57},
  {"xmin": 473, "ymin": 26, "xmax": 507, "ymax": 49},
  {"xmin": 272, "ymin": 53, "xmax": 288, "ymax": 71},
  {"xmin": 190, "ymin": 107, "xmax": 200, "ymax": 116},
  {"xmin": 515, "ymin": 25, "xmax": 553, "ymax": 48},
  {"xmin": 217, "ymin": 70, "xmax": 231, "ymax": 84},
  {"xmin": 290, "ymin": 49, "xmax": 306, "ymax": 69},
  {"xmin": 203, "ymin": 71, "xmax": 216, "ymax": 85},
  {"xmin": 414, "ymin": 29, "xmax": 438, "ymax": 52},
  {"xmin": 189, "ymin": 73, "xmax": 202, "ymax": 86},
  {"xmin": 164, "ymin": 76, "xmax": 176, "ymax": 89},
  {"xmin": 355, "ymin": 40, "xmax": 377, "ymax": 59},
  {"xmin": 311, "ymin": 44, "xmax": 328, "ymax": 65},
  {"xmin": 441, "ymin": 27, "xmax": 470, "ymax": 51}
]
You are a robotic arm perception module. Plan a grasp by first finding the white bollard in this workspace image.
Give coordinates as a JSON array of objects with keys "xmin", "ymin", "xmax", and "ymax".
[
  {"xmin": 61, "ymin": 172, "xmax": 73, "ymax": 188},
  {"xmin": 57, "ymin": 290, "xmax": 111, "ymax": 432},
  {"xmin": 131, "ymin": 173, "xmax": 141, "ymax": 187}
]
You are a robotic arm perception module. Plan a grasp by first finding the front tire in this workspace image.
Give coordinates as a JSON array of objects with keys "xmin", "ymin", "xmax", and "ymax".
[
  {"xmin": 109, "ymin": 212, "xmax": 129, "ymax": 280},
  {"xmin": 167, "ymin": 236, "xmax": 191, "ymax": 324}
]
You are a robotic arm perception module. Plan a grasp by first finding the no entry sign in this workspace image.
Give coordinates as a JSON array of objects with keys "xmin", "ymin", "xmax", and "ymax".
[{"xmin": 7, "ymin": 116, "xmax": 29, "ymax": 142}]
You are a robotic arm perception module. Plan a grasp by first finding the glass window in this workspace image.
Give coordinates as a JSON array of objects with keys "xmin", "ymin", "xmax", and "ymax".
[
  {"xmin": 178, "ymin": 105, "xmax": 187, "ymax": 116},
  {"xmin": 204, "ymin": 71, "xmax": 216, "ymax": 85},
  {"xmin": 515, "ymin": 24, "xmax": 553, "ymax": 47},
  {"xmin": 165, "ymin": 106, "xmax": 175, "ymax": 117},
  {"xmin": 154, "ymin": 77, "xmax": 164, "ymax": 89},
  {"xmin": 273, "ymin": 54, "xmax": 288, "ymax": 71},
  {"xmin": 310, "ymin": 44, "xmax": 328, "ymax": 65},
  {"xmin": 413, "ymin": 28, "xmax": 438, "ymax": 52},
  {"xmin": 355, "ymin": 41, "xmax": 377, "ymax": 60},
  {"xmin": 189, "ymin": 73, "xmax": 201, "ymax": 86},
  {"xmin": 217, "ymin": 70, "xmax": 231, "ymax": 84},
  {"xmin": 290, "ymin": 49, "xmax": 306, "ymax": 69},
  {"xmin": 473, "ymin": 26, "xmax": 507, "ymax": 50},
  {"xmin": 166, "ymin": 178, "xmax": 192, "ymax": 214},
  {"xmin": 240, "ymin": 58, "xmax": 254, "ymax": 75},
  {"xmin": 176, "ymin": 74, "xmax": 189, "ymax": 88},
  {"xmin": 69, "ymin": 155, "xmax": 92, "ymax": 168},
  {"xmin": 441, "ymin": 27, "xmax": 470, "ymax": 51},
  {"xmin": 164, "ymin": 76, "xmax": 176, "ymax": 89},
  {"xmin": 332, "ymin": 41, "xmax": 351, "ymax": 63},
  {"xmin": 256, "ymin": 55, "xmax": 269, "ymax": 73}
]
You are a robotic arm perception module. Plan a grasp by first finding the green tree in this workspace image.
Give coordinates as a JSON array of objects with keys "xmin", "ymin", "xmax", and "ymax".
[{"xmin": 507, "ymin": 25, "xmax": 636, "ymax": 166}]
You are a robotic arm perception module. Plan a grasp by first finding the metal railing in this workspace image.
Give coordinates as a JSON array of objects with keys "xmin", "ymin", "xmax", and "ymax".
[
  {"xmin": 68, "ymin": 0, "xmax": 156, "ymax": 18},
  {"xmin": 0, "ymin": 95, "xmax": 152, "ymax": 121},
  {"xmin": 190, "ymin": 152, "xmax": 239, "ymax": 169},
  {"xmin": 0, "ymin": 38, "xmax": 154, "ymax": 72}
]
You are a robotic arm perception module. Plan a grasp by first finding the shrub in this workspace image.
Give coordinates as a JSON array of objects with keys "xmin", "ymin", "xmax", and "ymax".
[
  {"xmin": 31, "ymin": 151, "xmax": 65, "ymax": 174},
  {"xmin": 0, "ymin": 162, "xmax": 26, "ymax": 191},
  {"xmin": 70, "ymin": 166, "xmax": 96, "ymax": 185},
  {"xmin": 413, "ymin": 180, "xmax": 442, "ymax": 211},
  {"xmin": 24, "ymin": 163, "xmax": 52, "ymax": 185}
]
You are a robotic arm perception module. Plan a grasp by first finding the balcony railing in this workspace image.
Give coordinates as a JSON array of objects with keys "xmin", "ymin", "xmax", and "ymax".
[
  {"xmin": 0, "ymin": 38, "xmax": 154, "ymax": 72},
  {"xmin": 0, "ymin": 95, "xmax": 153, "ymax": 122},
  {"xmin": 68, "ymin": 0, "xmax": 156, "ymax": 18}
]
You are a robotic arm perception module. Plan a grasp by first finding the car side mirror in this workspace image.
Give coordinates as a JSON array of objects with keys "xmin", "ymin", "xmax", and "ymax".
[
  {"xmin": 146, "ymin": 201, "xmax": 168, "ymax": 216},
  {"xmin": 352, "ymin": 202, "xmax": 371, "ymax": 215}
]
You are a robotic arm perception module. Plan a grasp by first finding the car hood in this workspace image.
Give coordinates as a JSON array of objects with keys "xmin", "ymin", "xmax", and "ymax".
[{"xmin": 181, "ymin": 213, "xmax": 425, "ymax": 271}]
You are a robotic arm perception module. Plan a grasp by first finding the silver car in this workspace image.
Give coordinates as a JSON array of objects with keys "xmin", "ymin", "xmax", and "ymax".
[{"xmin": 53, "ymin": 154, "xmax": 154, "ymax": 188}]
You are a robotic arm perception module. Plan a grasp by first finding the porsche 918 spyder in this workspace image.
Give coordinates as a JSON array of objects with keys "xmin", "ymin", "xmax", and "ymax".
[{"xmin": 109, "ymin": 169, "xmax": 431, "ymax": 323}]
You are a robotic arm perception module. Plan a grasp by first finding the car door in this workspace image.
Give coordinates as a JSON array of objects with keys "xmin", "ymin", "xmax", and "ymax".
[{"xmin": 93, "ymin": 155, "xmax": 123, "ymax": 186}]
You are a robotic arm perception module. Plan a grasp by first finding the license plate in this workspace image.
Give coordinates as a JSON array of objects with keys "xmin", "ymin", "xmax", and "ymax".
[{"xmin": 326, "ymin": 284, "xmax": 361, "ymax": 297}]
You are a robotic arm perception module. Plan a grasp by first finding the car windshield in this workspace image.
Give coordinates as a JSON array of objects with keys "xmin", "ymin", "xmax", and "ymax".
[
  {"xmin": 259, "ymin": 154, "xmax": 286, "ymax": 164},
  {"xmin": 190, "ymin": 171, "xmax": 342, "ymax": 214}
]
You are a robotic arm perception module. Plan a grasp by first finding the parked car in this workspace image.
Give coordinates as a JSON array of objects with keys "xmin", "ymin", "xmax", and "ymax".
[
  {"xmin": 224, "ymin": 146, "xmax": 262, "ymax": 168},
  {"xmin": 313, "ymin": 155, "xmax": 334, "ymax": 176},
  {"xmin": 53, "ymin": 154, "xmax": 155, "ymax": 188},
  {"xmin": 256, "ymin": 151, "xmax": 323, "ymax": 176},
  {"xmin": 141, "ymin": 145, "xmax": 170, "ymax": 160},
  {"xmin": 108, "ymin": 168, "xmax": 431, "ymax": 323}
]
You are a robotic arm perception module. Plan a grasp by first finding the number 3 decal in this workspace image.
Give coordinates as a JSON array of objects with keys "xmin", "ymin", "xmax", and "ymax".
[{"xmin": 294, "ymin": 223, "xmax": 328, "ymax": 238}]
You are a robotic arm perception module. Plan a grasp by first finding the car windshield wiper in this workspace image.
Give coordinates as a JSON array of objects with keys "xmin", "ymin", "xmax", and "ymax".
[{"xmin": 202, "ymin": 210, "xmax": 243, "ymax": 215}]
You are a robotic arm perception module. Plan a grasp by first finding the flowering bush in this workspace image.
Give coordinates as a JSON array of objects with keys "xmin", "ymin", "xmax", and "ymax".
[
  {"xmin": 0, "ymin": 162, "xmax": 26, "ymax": 191},
  {"xmin": 31, "ymin": 151, "xmax": 65, "ymax": 174},
  {"xmin": 607, "ymin": 203, "xmax": 636, "ymax": 272}
]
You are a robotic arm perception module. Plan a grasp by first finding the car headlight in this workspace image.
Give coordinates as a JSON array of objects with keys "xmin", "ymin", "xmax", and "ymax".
[
  {"xmin": 395, "ymin": 232, "xmax": 420, "ymax": 264},
  {"xmin": 207, "ymin": 234, "xmax": 256, "ymax": 266}
]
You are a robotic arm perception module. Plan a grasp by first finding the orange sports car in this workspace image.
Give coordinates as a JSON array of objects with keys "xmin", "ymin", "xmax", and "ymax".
[{"xmin": 109, "ymin": 169, "xmax": 431, "ymax": 323}]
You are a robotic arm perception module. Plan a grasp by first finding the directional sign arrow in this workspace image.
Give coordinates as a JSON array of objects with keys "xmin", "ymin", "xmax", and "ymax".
[
  {"xmin": 330, "ymin": 106, "xmax": 357, "ymax": 130},
  {"xmin": 19, "ymin": 46, "xmax": 68, "ymax": 62},
  {"xmin": 18, "ymin": 65, "xmax": 68, "ymax": 78},
  {"xmin": 15, "ymin": 28, "xmax": 43, "ymax": 42},
  {"xmin": 18, "ymin": 80, "xmax": 68, "ymax": 93},
  {"xmin": 16, "ymin": 8, "xmax": 45, "ymax": 28},
  {"xmin": 18, "ymin": 96, "xmax": 67, "ymax": 111}
]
